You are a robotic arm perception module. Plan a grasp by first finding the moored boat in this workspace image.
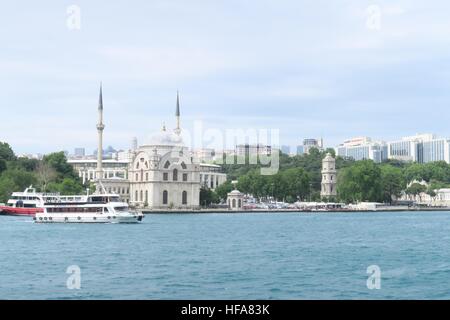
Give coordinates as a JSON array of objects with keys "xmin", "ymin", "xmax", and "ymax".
[
  {"xmin": 34, "ymin": 194, "xmax": 143, "ymax": 224},
  {"xmin": 0, "ymin": 186, "xmax": 55, "ymax": 217}
]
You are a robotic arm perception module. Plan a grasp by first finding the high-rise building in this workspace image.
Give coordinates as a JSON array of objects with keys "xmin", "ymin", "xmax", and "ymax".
[
  {"xmin": 335, "ymin": 137, "xmax": 387, "ymax": 163},
  {"xmin": 388, "ymin": 134, "xmax": 450, "ymax": 164},
  {"xmin": 281, "ymin": 145, "xmax": 291, "ymax": 155},
  {"xmin": 74, "ymin": 148, "xmax": 85, "ymax": 157}
]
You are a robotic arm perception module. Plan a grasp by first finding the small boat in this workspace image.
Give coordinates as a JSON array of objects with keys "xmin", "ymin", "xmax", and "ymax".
[{"xmin": 34, "ymin": 193, "xmax": 143, "ymax": 224}]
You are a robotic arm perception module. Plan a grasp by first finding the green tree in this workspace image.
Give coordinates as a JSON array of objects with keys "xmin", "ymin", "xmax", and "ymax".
[
  {"xmin": 282, "ymin": 168, "xmax": 310, "ymax": 202},
  {"xmin": 405, "ymin": 183, "xmax": 427, "ymax": 201},
  {"xmin": 43, "ymin": 152, "xmax": 76, "ymax": 179},
  {"xmin": 380, "ymin": 165, "xmax": 405, "ymax": 204},
  {"xmin": 337, "ymin": 160, "xmax": 383, "ymax": 203},
  {"xmin": 200, "ymin": 187, "xmax": 218, "ymax": 207},
  {"xmin": 0, "ymin": 142, "xmax": 16, "ymax": 161},
  {"xmin": 0, "ymin": 159, "xmax": 6, "ymax": 175},
  {"xmin": 214, "ymin": 181, "xmax": 234, "ymax": 202}
]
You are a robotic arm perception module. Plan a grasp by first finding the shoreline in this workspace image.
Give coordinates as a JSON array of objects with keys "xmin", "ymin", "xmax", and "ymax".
[{"xmin": 141, "ymin": 207, "xmax": 450, "ymax": 214}]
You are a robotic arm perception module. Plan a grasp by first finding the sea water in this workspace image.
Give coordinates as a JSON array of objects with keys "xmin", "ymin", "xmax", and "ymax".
[{"xmin": 1, "ymin": 211, "xmax": 450, "ymax": 299}]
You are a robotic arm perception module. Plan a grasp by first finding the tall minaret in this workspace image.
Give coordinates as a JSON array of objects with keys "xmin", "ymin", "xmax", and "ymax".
[
  {"xmin": 96, "ymin": 83, "xmax": 105, "ymax": 180},
  {"xmin": 174, "ymin": 91, "xmax": 181, "ymax": 135}
]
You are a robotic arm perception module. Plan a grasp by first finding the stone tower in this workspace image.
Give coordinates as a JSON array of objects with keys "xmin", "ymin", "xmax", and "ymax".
[{"xmin": 321, "ymin": 153, "xmax": 337, "ymax": 198}]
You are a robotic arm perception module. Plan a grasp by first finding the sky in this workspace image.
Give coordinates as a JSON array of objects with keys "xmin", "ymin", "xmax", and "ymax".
[{"xmin": 1, "ymin": 0, "xmax": 450, "ymax": 155}]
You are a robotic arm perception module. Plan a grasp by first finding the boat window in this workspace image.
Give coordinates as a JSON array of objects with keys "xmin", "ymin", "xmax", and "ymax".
[{"xmin": 114, "ymin": 206, "xmax": 128, "ymax": 212}]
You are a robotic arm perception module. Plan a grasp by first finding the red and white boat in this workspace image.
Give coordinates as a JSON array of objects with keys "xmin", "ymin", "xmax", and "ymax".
[{"xmin": 0, "ymin": 186, "xmax": 61, "ymax": 217}]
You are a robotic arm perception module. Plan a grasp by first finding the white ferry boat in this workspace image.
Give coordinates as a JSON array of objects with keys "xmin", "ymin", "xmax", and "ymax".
[
  {"xmin": 34, "ymin": 194, "xmax": 144, "ymax": 223},
  {"xmin": 34, "ymin": 193, "xmax": 143, "ymax": 223}
]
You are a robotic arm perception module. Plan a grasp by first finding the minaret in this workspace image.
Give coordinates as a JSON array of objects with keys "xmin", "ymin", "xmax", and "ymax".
[
  {"xmin": 96, "ymin": 83, "xmax": 105, "ymax": 180},
  {"xmin": 321, "ymin": 153, "xmax": 337, "ymax": 198},
  {"xmin": 174, "ymin": 91, "xmax": 181, "ymax": 135}
]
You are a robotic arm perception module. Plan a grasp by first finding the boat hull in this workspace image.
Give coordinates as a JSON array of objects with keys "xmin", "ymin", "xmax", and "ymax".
[
  {"xmin": 34, "ymin": 212, "xmax": 143, "ymax": 224},
  {"xmin": 0, "ymin": 206, "xmax": 42, "ymax": 217}
]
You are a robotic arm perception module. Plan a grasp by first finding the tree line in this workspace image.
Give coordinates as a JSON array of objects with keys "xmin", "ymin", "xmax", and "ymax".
[{"xmin": 0, "ymin": 142, "xmax": 87, "ymax": 203}]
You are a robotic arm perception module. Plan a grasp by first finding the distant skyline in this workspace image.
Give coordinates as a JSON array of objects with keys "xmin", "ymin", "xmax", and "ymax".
[{"xmin": 2, "ymin": 1, "xmax": 450, "ymax": 154}]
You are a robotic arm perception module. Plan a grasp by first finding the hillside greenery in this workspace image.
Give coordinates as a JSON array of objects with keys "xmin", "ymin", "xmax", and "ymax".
[
  {"xmin": 0, "ymin": 142, "xmax": 86, "ymax": 203},
  {"xmin": 201, "ymin": 148, "xmax": 450, "ymax": 205}
]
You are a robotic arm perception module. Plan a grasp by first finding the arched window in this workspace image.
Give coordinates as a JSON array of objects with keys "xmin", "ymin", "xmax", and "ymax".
[
  {"xmin": 181, "ymin": 162, "xmax": 187, "ymax": 169},
  {"xmin": 135, "ymin": 173, "xmax": 138, "ymax": 181},
  {"xmin": 136, "ymin": 162, "xmax": 139, "ymax": 169},
  {"xmin": 232, "ymin": 199, "xmax": 236, "ymax": 208},
  {"xmin": 140, "ymin": 190, "xmax": 143, "ymax": 202},
  {"xmin": 145, "ymin": 161, "xmax": 149, "ymax": 169},
  {"xmin": 238, "ymin": 199, "xmax": 242, "ymax": 208},
  {"xmin": 164, "ymin": 161, "xmax": 171, "ymax": 169},
  {"xmin": 163, "ymin": 190, "xmax": 168, "ymax": 205},
  {"xmin": 173, "ymin": 169, "xmax": 178, "ymax": 181},
  {"xmin": 141, "ymin": 169, "xmax": 144, "ymax": 181},
  {"xmin": 135, "ymin": 190, "xmax": 138, "ymax": 201},
  {"xmin": 146, "ymin": 172, "xmax": 149, "ymax": 181},
  {"xmin": 182, "ymin": 191, "xmax": 187, "ymax": 205},
  {"xmin": 145, "ymin": 190, "xmax": 148, "ymax": 203}
]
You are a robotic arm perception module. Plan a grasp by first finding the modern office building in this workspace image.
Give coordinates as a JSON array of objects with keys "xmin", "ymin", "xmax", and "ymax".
[
  {"xmin": 387, "ymin": 134, "xmax": 450, "ymax": 164},
  {"xmin": 74, "ymin": 148, "xmax": 85, "ymax": 158},
  {"xmin": 335, "ymin": 137, "xmax": 387, "ymax": 163}
]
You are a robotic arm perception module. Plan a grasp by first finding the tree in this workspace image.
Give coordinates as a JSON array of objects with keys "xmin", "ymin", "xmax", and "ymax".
[
  {"xmin": 214, "ymin": 181, "xmax": 233, "ymax": 202},
  {"xmin": 0, "ymin": 142, "xmax": 15, "ymax": 161},
  {"xmin": 48, "ymin": 178, "xmax": 84, "ymax": 195},
  {"xmin": 406, "ymin": 183, "xmax": 427, "ymax": 202},
  {"xmin": 380, "ymin": 165, "xmax": 405, "ymax": 204},
  {"xmin": 200, "ymin": 187, "xmax": 218, "ymax": 207},
  {"xmin": 282, "ymin": 168, "xmax": 310, "ymax": 202},
  {"xmin": 337, "ymin": 160, "xmax": 383, "ymax": 203},
  {"xmin": 0, "ymin": 159, "xmax": 6, "ymax": 175},
  {"xmin": 43, "ymin": 152, "xmax": 76, "ymax": 179},
  {"xmin": 36, "ymin": 162, "xmax": 57, "ymax": 192}
]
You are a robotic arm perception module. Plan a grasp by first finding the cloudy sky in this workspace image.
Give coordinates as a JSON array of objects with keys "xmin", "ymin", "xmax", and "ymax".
[{"xmin": 1, "ymin": 0, "xmax": 450, "ymax": 154}]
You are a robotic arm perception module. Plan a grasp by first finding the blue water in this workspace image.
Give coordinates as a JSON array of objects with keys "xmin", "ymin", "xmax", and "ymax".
[{"xmin": 1, "ymin": 211, "xmax": 450, "ymax": 299}]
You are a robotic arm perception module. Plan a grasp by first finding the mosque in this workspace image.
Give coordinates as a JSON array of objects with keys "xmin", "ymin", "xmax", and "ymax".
[{"xmin": 70, "ymin": 86, "xmax": 227, "ymax": 209}]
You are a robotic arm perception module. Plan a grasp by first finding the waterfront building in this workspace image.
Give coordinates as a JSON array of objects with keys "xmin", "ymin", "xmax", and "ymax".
[
  {"xmin": 335, "ymin": 137, "xmax": 387, "ymax": 163},
  {"xmin": 320, "ymin": 153, "xmax": 337, "ymax": 198},
  {"xmin": 69, "ymin": 87, "xmax": 227, "ymax": 208}
]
